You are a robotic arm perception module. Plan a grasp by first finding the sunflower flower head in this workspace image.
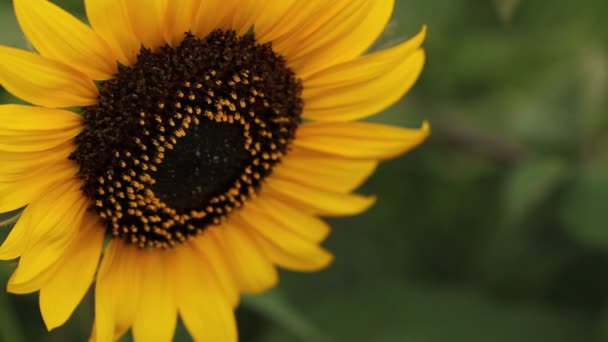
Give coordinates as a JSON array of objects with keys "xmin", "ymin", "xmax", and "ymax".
[{"xmin": 0, "ymin": 1, "xmax": 428, "ymax": 341}]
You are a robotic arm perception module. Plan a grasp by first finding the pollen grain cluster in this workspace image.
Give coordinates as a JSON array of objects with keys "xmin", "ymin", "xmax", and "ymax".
[{"xmin": 70, "ymin": 30, "xmax": 303, "ymax": 249}]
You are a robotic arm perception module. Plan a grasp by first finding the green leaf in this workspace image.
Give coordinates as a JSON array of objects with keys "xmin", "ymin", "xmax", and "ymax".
[
  {"xmin": 242, "ymin": 289, "xmax": 328, "ymax": 342},
  {"xmin": 578, "ymin": 47, "xmax": 608, "ymax": 144},
  {"xmin": 561, "ymin": 163, "xmax": 608, "ymax": 249},
  {"xmin": 261, "ymin": 279, "xmax": 594, "ymax": 342},
  {"xmin": 503, "ymin": 157, "xmax": 570, "ymax": 225}
]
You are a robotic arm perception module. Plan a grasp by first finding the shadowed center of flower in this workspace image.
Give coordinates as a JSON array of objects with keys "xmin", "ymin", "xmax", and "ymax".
[{"xmin": 70, "ymin": 30, "xmax": 303, "ymax": 249}]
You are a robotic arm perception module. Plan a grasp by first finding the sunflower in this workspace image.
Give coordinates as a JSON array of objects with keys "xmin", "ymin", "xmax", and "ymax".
[{"xmin": 0, "ymin": 0, "xmax": 427, "ymax": 341}]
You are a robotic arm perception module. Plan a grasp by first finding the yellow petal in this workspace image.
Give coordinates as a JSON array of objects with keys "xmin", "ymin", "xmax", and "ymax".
[
  {"xmin": 302, "ymin": 50, "xmax": 425, "ymax": 121},
  {"xmin": 235, "ymin": 209, "xmax": 318, "ymax": 254},
  {"xmin": 294, "ymin": 121, "xmax": 431, "ymax": 160},
  {"xmin": 256, "ymin": 2, "xmax": 346, "ymax": 47},
  {"xmin": 249, "ymin": 195, "xmax": 331, "ymax": 243},
  {"xmin": 282, "ymin": 0, "xmax": 395, "ymax": 76},
  {"xmin": 190, "ymin": 235, "xmax": 240, "ymax": 307},
  {"xmin": 163, "ymin": 0, "xmax": 202, "ymax": 46},
  {"xmin": 0, "ymin": 105, "xmax": 76, "ymax": 172},
  {"xmin": 14, "ymin": 0, "xmax": 117, "ymax": 80},
  {"xmin": 88, "ymin": 319, "xmax": 131, "ymax": 342},
  {"xmin": 0, "ymin": 199, "xmax": 31, "ymax": 261},
  {"xmin": 6, "ymin": 214, "xmax": 100, "ymax": 295},
  {"xmin": 0, "ymin": 133, "xmax": 80, "ymax": 152},
  {"xmin": 95, "ymin": 240, "xmax": 143, "ymax": 342},
  {"xmin": 250, "ymin": 0, "xmax": 297, "ymax": 41},
  {"xmin": 85, "ymin": 0, "xmax": 141, "ymax": 65},
  {"xmin": 255, "ymin": 1, "xmax": 393, "ymax": 75},
  {"xmin": 191, "ymin": 0, "xmax": 259, "ymax": 38},
  {"xmin": 6, "ymin": 253, "xmax": 56, "ymax": 294},
  {"xmin": 0, "ymin": 174, "xmax": 81, "ymax": 259},
  {"xmin": 7, "ymin": 180, "xmax": 88, "ymax": 285},
  {"xmin": 302, "ymin": 28, "xmax": 426, "ymax": 121},
  {"xmin": 211, "ymin": 223, "xmax": 278, "ymax": 294},
  {"xmin": 0, "ymin": 46, "xmax": 98, "ymax": 108},
  {"xmin": 124, "ymin": 0, "xmax": 167, "ymax": 50},
  {"xmin": 229, "ymin": 0, "xmax": 262, "ymax": 35},
  {"xmin": 273, "ymin": 152, "xmax": 378, "ymax": 193},
  {"xmin": 303, "ymin": 26, "xmax": 426, "ymax": 86},
  {"xmin": 249, "ymin": 227, "xmax": 334, "ymax": 272},
  {"xmin": 169, "ymin": 243, "xmax": 237, "ymax": 342},
  {"xmin": 0, "ymin": 105, "xmax": 82, "ymax": 132},
  {"xmin": 264, "ymin": 178, "xmax": 376, "ymax": 217},
  {"xmin": 0, "ymin": 143, "xmax": 74, "ymax": 182},
  {"xmin": 0, "ymin": 162, "xmax": 77, "ymax": 214},
  {"xmin": 39, "ymin": 215, "xmax": 104, "ymax": 330},
  {"xmin": 191, "ymin": 0, "xmax": 235, "ymax": 37},
  {"xmin": 132, "ymin": 250, "xmax": 177, "ymax": 342},
  {"xmin": 235, "ymin": 211, "xmax": 334, "ymax": 272}
]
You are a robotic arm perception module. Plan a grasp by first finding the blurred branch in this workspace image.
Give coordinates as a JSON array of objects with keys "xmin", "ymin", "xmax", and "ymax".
[
  {"xmin": 242, "ymin": 290, "xmax": 329, "ymax": 342},
  {"xmin": 492, "ymin": 0, "xmax": 522, "ymax": 25},
  {"xmin": 432, "ymin": 120, "xmax": 528, "ymax": 164}
]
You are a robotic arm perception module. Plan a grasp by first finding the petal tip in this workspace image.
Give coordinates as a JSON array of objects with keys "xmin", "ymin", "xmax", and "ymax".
[
  {"xmin": 317, "ymin": 249, "xmax": 335, "ymax": 270},
  {"xmin": 357, "ymin": 195, "xmax": 377, "ymax": 214},
  {"xmin": 41, "ymin": 312, "xmax": 62, "ymax": 332},
  {"xmin": 421, "ymin": 120, "xmax": 431, "ymax": 136},
  {"xmin": 6, "ymin": 280, "xmax": 22, "ymax": 295},
  {"xmin": 420, "ymin": 25, "xmax": 428, "ymax": 38}
]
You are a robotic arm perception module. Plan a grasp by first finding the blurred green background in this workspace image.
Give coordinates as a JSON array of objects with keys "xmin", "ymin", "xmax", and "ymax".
[{"xmin": 2, "ymin": 0, "xmax": 608, "ymax": 341}]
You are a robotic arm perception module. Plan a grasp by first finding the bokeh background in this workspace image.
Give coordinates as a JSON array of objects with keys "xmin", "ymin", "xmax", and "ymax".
[{"xmin": 1, "ymin": 0, "xmax": 608, "ymax": 341}]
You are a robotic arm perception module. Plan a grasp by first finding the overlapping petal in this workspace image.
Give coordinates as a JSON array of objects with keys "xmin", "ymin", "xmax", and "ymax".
[
  {"xmin": 170, "ymin": 243, "xmax": 238, "ymax": 342},
  {"xmin": 132, "ymin": 251, "xmax": 177, "ymax": 342},
  {"xmin": 211, "ymin": 223, "xmax": 278, "ymax": 294},
  {"xmin": 229, "ymin": 0, "xmax": 262, "ymax": 35},
  {"xmin": 264, "ymin": 178, "xmax": 376, "ymax": 217},
  {"xmin": 250, "ymin": 228, "xmax": 334, "ymax": 272},
  {"xmin": 14, "ymin": 0, "xmax": 117, "ymax": 80},
  {"xmin": 123, "ymin": 0, "xmax": 168, "ymax": 50},
  {"xmin": 273, "ymin": 150, "xmax": 378, "ymax": 193},
  {"xmin": 0, "ymin": 115, "xmax": 77, "ymax": 222},
  {"xmin": 0, "ymin": 105, "xmax": 82, "ymax": 133},
  {"xmin": 0, "ymin": 46, "xmax": 98, "ymax": 108},
  {"xmin": 248, "ymin": 195, "xmax": 331, "ymax": 243},
  {"xmin": 6, "ymin": 212, "xmax": 101, "ymax": 311},
  {"xmin": 163, "ymin": 0, "xmax": 202, "ymax": 46},
  {"xmin": 235, "ymin": 210, "xmax": 334, "ymax": 272},
  {"xmin": 38, "ymin": 215, "xmax": 104, "ymax": 330},
  {"xmin": 95, "ymin": 240, "xmax": 144, "ymax": 342},
  {"xmin": 302, "ymin": 27, "xmax": 426, "ymax": 121},
  {"xmin": 249, "ymin": 0, "xmax": 298, "ymax": 41},
  {"xmin": 0, "ymin": 162, "xmax": 77, "ymax": 214},
  {"xmin": 191, "ymin": 0, "xmax": 236, "ymax": 37},
  {"xmin": 85, "ymin": 0, "xmax": 141, "ymax": 65},
  {"xmin": 294, "ymin": 121, "xmax": 430, "ymax": 160},
  {"xmin": 191, "ymin": 235, "xmax": 240, "ymax": 307},
  {"xmin": 0, "ymin": 144, "xmax": 74, "ymax": 182},
  {"xmin": 255, "ymin": 1, "xmax": 394, "ymax": 75},
  {"xmin": 286, "ymin": 1, "xmax": 395, "ymax": 76},
  {"xmin": 0, "ymin": 178, "xmax": 87, "ymax": 286}
]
